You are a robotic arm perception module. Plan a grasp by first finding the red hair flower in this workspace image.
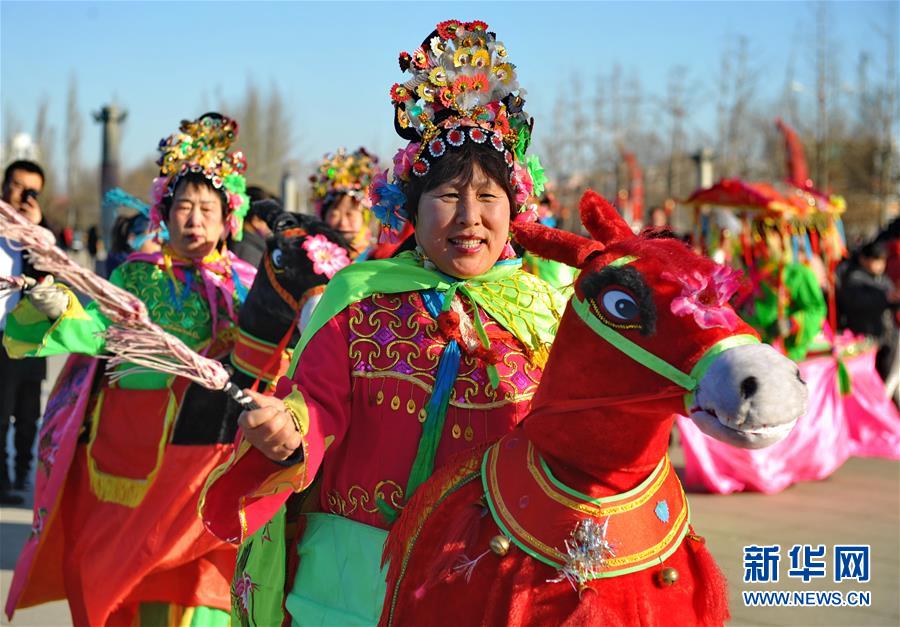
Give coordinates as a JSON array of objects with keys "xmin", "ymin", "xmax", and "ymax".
[
  {"xmin": 231, "ymin": 151, "xmax": 247, "ymax": 173},
  {"xmin": 398, "ymin": 51, "xmax": 412, "ymax": 71},
  {"xmin": 492, "ymin": 109, "xmax": 511, "ymax": 136},
  {"xmin": 470, "ymin": 72, "xmax": 490, "ymax": 93},
  {"xmin": 465, "ymin": 20, "xmax": 488, "ymax": 32},
  {"xmin": 390, "ymin": 83, "xmax": 410, "ymax": 103},
  {"xmin": 436, "ymin": 19, "xmax": 462, "ymax": 39},
  {"xmin": 412, "ymin": 159, "xmax": 430, "ymax": 177},
  {"xmin": 412, "ymin": 47, "xmax": 429, "ymax": 69},
  {"xmin": 447, "ymin": 128, "xmax": 465, "ymax": 147},
  {"xmin": 452, "ymin": 75, "xmax": 474, "ymax": 95},
  {"xmin": 439, "ymin": 86, "xmax": 455, "ymax": 108},
  {"xmin": 428, "ymin": 138, "xmax": 446, "ymax": 158}
]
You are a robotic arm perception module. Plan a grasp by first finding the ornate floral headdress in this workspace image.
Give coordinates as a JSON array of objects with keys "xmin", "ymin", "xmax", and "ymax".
[
  {"xmin": 309, "ymin": 147, "xmax": 379, "ymax": 216},
  {"xmin": 369, "ymin": 19, "xmax": 547, "ymax": 240},
  {"xmin": 149, "ymin": 112, "xmax": 251, "ymax": 241}
]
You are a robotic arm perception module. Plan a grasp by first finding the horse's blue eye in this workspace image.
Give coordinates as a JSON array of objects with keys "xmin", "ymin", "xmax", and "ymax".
[
  {"xmin": 272, "ymin": 248, "xmax": 284, "ymax": 268},
  {"xmin": 601, "ymin": 289, "xmax": 638, "ymax": 321}
]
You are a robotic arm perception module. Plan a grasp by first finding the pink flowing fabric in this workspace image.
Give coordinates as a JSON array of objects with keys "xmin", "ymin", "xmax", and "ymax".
[
  {"xmin": 5, "ymin": 355, "xmax": 98, "ymax": 618},
  {"xmin": 678, "ymin": 347, "xmax": 900, "ymax": 494}
]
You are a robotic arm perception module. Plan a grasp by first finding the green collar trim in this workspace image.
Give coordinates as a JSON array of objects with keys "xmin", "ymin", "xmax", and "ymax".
[
  {"xmin": 286, "ymin": 252, "xmax": 565, "ymax": 378},
  {"xmin": 572, "ymin": 296, "xmax": 697, "ymax": 390}
]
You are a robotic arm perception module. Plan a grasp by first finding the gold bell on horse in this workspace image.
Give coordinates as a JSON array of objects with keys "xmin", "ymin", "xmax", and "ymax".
[
  {"xmin": 655, "ymin": 566, "xmax": 679, "ymax": 587},
  {"xmin": 490, "ymin": 535, "xmax": 511, "ymax": 556}
]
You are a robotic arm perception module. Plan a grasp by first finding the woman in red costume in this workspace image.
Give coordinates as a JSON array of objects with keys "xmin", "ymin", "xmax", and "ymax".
[
  {"xmin": 200, "ymin": 19, "xmax": 562, "ymax": 625},
  {"xmin": 3, "ymin": 113, "xmax": 256, "ymax": 626}
]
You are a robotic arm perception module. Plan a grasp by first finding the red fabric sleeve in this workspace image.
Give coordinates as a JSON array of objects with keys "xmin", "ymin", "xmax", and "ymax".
[{"xmin": 200, "ymin": 311, "xmax": 352, "ymax": 543}]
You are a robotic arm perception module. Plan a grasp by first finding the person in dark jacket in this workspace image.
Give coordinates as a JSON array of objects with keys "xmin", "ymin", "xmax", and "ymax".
[
  {"xmin": 227, "ymin": 186, "xmax": 277, "ymax": 267},
  {"xmin": 838, "ymin": 241, "xmax": 900, "ymax": 382},
  {"xmin": 0, "ymin": 160, "xmax": 49, "ymax": 504}
]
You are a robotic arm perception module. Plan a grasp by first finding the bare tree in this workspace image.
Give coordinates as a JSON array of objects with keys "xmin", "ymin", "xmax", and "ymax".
[
  {"xmin": 33, "ymin": 98, "xmax": 58, "ymax": 216},
  {"xmin": 873, "ymin": 3, "xmax": 899, "ymax": 222},
  {"xmin": 219, "ymin": 79, "xmax": 293, "ymax": 193},
  {"xmin": 715, "ymin": 36, "xmax": 762, "ymax": 178},
  {"xmin": 65, "ymin": 74, "xmax": 84, "ymax": 227},
  {"xmin": 569, "ymin": 75, "xmax": 589, "ymax": 178},
  {"xmin": 813, "ymin": 1, "xmax": 832, "ymax": 188},
  {"xmin": 229, "ymin": 79, "xmax": 262, "ymax": 178},
  {"xmin": 262, "ymin": 82, "xmax": 291, "ymax": 192},
  {"xmin": 662, "ymin": 65, "xmax": 689, "ymax": 198},
  {"xmin": 2, "ymin": 106, "xmax": 23, "ymax": 154},
  {"xmin": 540, "ymin": 89, "xmax": 568, "ymax": 180}
]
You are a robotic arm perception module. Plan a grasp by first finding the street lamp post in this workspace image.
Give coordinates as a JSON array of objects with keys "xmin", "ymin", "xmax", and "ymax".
[{"xmin": 93, "ymin": 104, "xmax": 127, "ymax": 249}]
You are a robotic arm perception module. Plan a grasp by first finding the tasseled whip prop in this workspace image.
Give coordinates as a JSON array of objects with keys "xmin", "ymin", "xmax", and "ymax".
[
  {"xmin": 0, "ymin": 199, "xmax": 258, "ymax": 409},
  {"xmin": 0, "ymin": 275, "xmax": 29, "ymax": 293}
]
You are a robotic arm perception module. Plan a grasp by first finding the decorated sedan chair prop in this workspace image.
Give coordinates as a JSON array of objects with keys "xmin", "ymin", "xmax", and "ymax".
[
  {"xmin": 378, "ymin": 190, "xmax": 807, "ymax": 626},
  {"xmin": 676, "ymin": 119, "xmax": 900, "ymax": 495}
]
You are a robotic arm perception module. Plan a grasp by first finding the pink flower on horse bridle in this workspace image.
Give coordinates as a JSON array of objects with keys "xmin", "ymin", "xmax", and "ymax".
[
  {"xmin": 302, "ymin": 234, "xmax": 350, "ymax": 279},
  {"xmin": 663, "ymin": 265, "xmax": 741, "ymax": 330}
]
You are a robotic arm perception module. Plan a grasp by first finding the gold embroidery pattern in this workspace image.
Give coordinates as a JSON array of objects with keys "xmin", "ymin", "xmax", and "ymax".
[
  {"xmin": 327, "ymin": 480, "xmax": 405, "ymax": 516},
  {"xmin": 348, "ymin": 292, "xmax": 543, "ymax": 407}
]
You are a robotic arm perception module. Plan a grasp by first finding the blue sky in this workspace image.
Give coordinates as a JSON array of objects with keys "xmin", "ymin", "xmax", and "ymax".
[{"xmin": 1, "ymin": 1, "xmax": 896, "ymax": 184}]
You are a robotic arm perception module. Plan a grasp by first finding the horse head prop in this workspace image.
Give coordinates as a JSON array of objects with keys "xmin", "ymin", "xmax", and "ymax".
[
  {"xmin": 174, "ymin": 207, "xmax": 350, "ymax": 443},
  {"xmin": 514, "ymin": 190, "xmax": 806, "ymax": 485},
  {"xmin": 380, "ymin": 190, "xmax": 807, "ymax": 627},
  {"xmin": 231, "ymin": 206, "xmax": 350, "ymax": 389}
]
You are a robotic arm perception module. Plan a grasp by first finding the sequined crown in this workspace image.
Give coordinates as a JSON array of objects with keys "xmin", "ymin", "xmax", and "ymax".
[
  {"xmin": 390, "ymin": 19, "xmax": 534, "ymax": 180},
  {"xmin": 369, "ymin": 20, "xmax": 547, "ymax": 240},
  {"xmin": 310, "ymin": 147, "xmax": 379, "ymax": 206},
  {"xmin": 149, "ymin": 112, "xmax": 251, "ymax": 241}
]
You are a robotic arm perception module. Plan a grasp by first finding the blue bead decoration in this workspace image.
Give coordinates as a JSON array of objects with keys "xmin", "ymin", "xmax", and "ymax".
[{"xmin": 655, "ymin": 500, "xmax": 670, "ymax": 523}]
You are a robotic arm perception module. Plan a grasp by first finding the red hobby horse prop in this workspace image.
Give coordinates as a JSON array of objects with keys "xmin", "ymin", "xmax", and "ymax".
[{"xmin": 379, "ymin": 191, "xmax": 808, "ymax": 626}]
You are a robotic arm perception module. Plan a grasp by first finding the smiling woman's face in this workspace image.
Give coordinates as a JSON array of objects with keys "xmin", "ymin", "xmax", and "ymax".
[{"xmin": 414, "ymin": 163, "xmax": 511, "ymax": 279}]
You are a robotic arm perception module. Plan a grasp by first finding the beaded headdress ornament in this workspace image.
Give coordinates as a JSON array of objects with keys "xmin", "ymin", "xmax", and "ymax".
[
  {"xmin": 309, "ymin": 147, "xmax": 380, "ymax": 216},
  {"xmin": 369, "ymin": 19, "xmax": 547, "ymax": 240},
  {"xmin": 149, "ymin": 112, "xmax": 251, "ymax": 241}
]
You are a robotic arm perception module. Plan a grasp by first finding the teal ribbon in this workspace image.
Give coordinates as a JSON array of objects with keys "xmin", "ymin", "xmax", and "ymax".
[
  {"xmin": 380, "ymin": 283, "xmax": 491, "ymax": 524},
  {"xmin": 231, "ymin": 265, "xmax": 248, "ymax": 303},
  {"xmin": 401, "ymin": 288, "xmax": 462, "ymax": 507}
]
